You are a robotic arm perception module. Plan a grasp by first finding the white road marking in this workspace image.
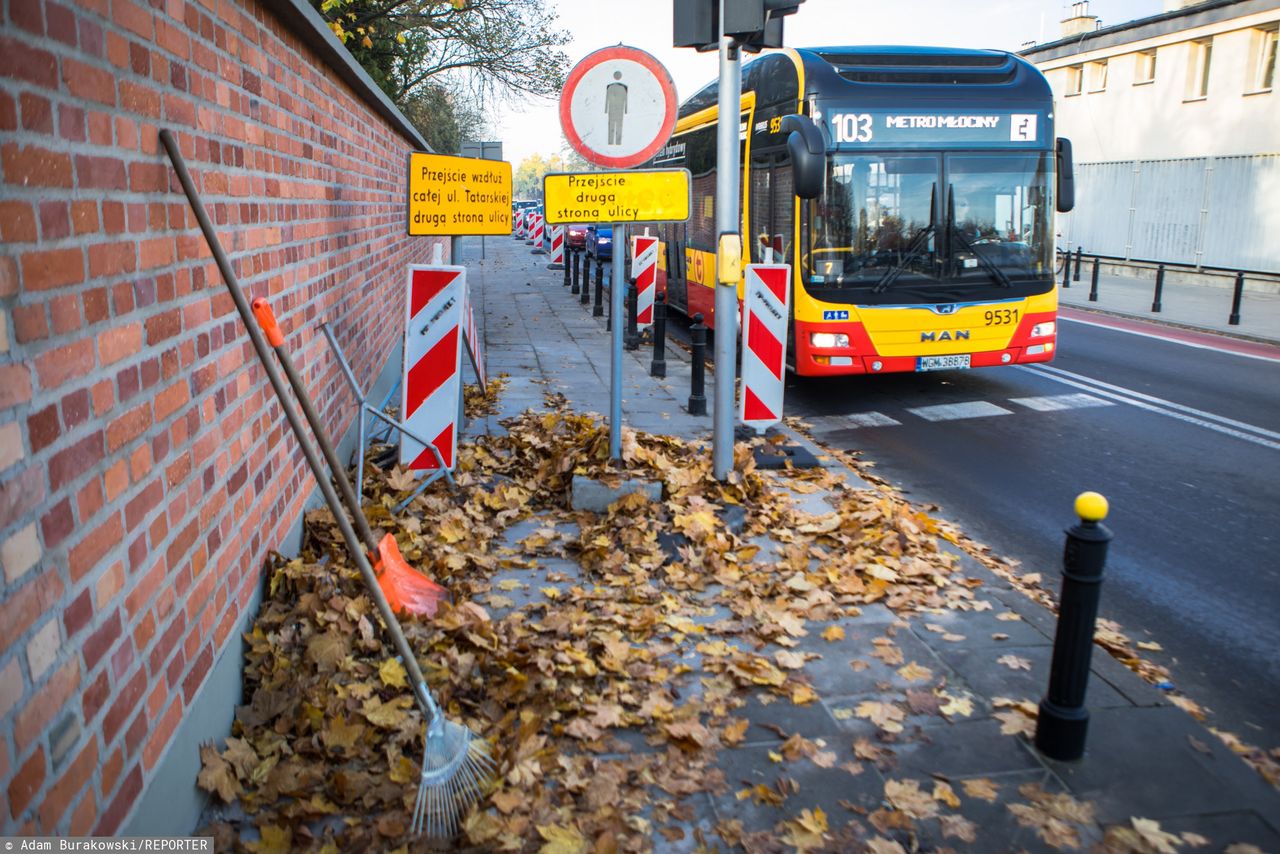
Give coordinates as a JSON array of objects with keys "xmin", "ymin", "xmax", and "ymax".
[
  {"xmin": 847, "ymin": 412, "xmax": 902, "ymax": 428},
  {"xmin": 1022, "ymin": 364, "xmax": 1280, "ymax": 451},
  {"xmin": 1008, "ymin": 393, "xmax": 1114, "ymax": 412},
  {"xmin": 1060, "ymin": 315, "xmax": 1280, "ymax": 364},
  {"xmin": 906, "ymin": 401, "xmax": 1014, "ymax": 422}
]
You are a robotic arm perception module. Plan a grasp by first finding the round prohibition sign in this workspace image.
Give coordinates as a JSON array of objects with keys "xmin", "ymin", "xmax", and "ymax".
[{"xmin": 559, "ymin": 45, "xmax": 678, "ymax": 169}]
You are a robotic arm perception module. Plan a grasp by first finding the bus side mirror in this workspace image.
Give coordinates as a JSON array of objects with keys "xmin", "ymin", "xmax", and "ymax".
[
  {"xmin": 1056, "ymin": 137, "xmax": 1075, "ymax": 213},
  {"xmin": 781, "ymin": 114, "xmax": 825, "ymax": 200}
]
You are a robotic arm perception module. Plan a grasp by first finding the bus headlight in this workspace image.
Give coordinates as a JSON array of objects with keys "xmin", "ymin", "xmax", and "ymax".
[
  {"xmin": 810, "ymin": 332, "xmax": 849, "ymax": 348},
  {"xmin": 1030, "ymin": 321, "xmax": 1056, "ymax": 338}
]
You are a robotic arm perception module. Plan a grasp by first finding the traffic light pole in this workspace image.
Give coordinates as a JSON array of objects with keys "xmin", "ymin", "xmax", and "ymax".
[{"xmin": 712, "ymin": 4, "xmax": 742, "ymax": 481}]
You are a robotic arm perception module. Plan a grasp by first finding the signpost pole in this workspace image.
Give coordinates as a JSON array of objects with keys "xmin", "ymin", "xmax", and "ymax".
[
  {"xmin": 610, "ymin": 223, "xmax": 627, "ymax": 460},
  {"xmin": 712, "ymin": 7, "xmax": 742, "ymax": 481}
]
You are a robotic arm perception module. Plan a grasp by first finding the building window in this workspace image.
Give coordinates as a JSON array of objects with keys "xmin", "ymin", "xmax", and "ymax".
[
  {"xmin": 1089, "ymin": 60, "xmax": 1109, "ymax": 91},
  {"xmin": 1186, "ymin": 39, "xmax": 1212, "ymax": 100},
  {"xmin": 1066, "ymin": 64, "xmax": 1083, "ymax": 96},
  {"xmin": 1134, "ymin": 50, "xmax": 1156, "ymax": 85},
  {"xmin": 1248, "ymin": 26, "xmax": 1276, "ymax": 92}
]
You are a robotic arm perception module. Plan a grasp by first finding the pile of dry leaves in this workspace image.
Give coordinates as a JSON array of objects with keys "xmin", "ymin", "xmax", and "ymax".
[{"xmin": 195, "ymin": 387, "xmax": 1259, "ymax": 852}]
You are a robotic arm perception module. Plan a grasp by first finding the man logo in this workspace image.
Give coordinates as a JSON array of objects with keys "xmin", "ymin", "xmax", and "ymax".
[
  {"xmin": 921, "ymin": 330, "xmax": 971, "ymax": 342},
  {"xmin": 934, "ymin": 304, "xmax": 957, "ymax": 315}
]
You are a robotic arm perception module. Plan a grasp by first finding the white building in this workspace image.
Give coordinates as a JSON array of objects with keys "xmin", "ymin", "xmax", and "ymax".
[{"xmin": 1021, "ymin": 0, "xmax": 1279, "ymax": 273}]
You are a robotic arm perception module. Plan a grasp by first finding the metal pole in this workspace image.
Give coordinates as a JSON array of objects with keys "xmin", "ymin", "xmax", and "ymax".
[
  {"xmin": 1088, "ymin": 258, "xmax": 1099, "ymax": 302},
  {"xmin": 625, "ymin": 280, "xmax": 640, "ymax": 351},
  {"xmin": 594, "ymin": 255, "xmax": 604, "ymax": 318},
  {"xmin": 1073, "ymin": 247, "xmax": 1083, "ymax": 282},
  {"xmin": 713, "ymin": 9, "xmax": 742, "ymax": 481},
  {"xmin": 1061, "ymin": 249, "xmax": 1072, "ymax": 289},
  {"xmin": 610, "ymin": 224, "xmax": 626, "ymax": 459},
  {"xmin": 1151, "ymin": 264, "xmax": 1164, "ymax": 313},
  {"xmin": 580, "ymin": 256, "xmax": 590, "ymax": 305},
  {"xmin": 688, "ymin": 313, "xmax": 707, "ymax": 416},
  {"xmin": 1228, "ymin": 271, "xmax": 1244, "ymax": 325},
  {"xmin": 1035, "ymin": 492, "xmax": 1112, "ymax": 761},
  {"xmin": 650, "ymin": 292, "xmax": 667, "ymax": 378}
]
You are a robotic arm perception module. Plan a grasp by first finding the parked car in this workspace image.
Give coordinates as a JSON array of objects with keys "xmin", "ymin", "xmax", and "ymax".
[
  {"xmin": 586, "ymin": 225, "xmax": 613, "ymax": 260},
  {"xmin": 565, "ymin": 224, "xmax": 587, "ymax": 250}
]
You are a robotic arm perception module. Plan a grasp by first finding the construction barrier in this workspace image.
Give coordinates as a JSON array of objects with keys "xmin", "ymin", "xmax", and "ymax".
[
  {"xmin": 548, "ymin": 225, "xmax": 565, "ymax": 267},
  {"xmin": 631, "ymin": 234, "xmax": 658, "ymax": 330},
  {"xmin": 402, "ymin": 265, "xmax": 465, "ymax": 470},
  {"xmin": 738, "ymin": 264, "xmax": 792, "ymax": 431},
  {"xmin": 529, "ymin": 213, "xmax": 544, "ymax": 248}
]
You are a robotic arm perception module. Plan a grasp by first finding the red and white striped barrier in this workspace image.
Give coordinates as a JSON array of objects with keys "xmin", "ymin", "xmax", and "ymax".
[
  {"xmin": 530, "ymin": 214, "xmax": 544, "ymax": 248},
  {"xmin": 402, "ymin": 265, "xmax": 465, "ymax": 470},
  {"xmin": 548, "ymin": 225, "xmax": 565, "ymax": 266},
  {"xmin": 739, "ymin": 264, "xmax": 792, "ymax": 431},
  {"xmin": 631, "ymin": 235, "xmax": 658, "ymax": 329},
  {"xmin": 462, "ymin": 284, "xmax": 485, "ymax": 392},
  {"xmin": 514, "ymin": 210, "xmax": 525, "ymax": 239}
]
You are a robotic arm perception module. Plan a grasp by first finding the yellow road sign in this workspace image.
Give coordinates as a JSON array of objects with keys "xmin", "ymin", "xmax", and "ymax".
[
  {"xmin": 407, "ymin": 151, "xmax": 512, "ymax": 236},
  {"xmin": 543, "ymin": 169, "xmax": 691, "ymax": 225}
]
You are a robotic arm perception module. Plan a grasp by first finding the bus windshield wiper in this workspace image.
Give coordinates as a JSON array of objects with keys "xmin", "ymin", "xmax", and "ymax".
[
  {"xmin": 950, "ymin": 225, "xmax": 1014, "ymax": 289},
  {"xmin": 873, "ymin": 183, "xmax": 936, "ymax": 294}
]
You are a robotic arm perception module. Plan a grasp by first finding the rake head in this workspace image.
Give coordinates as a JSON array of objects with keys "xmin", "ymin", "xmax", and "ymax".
[{"xmin": 411, "ymin": 714, "xmax": 496, "ymax": 838}]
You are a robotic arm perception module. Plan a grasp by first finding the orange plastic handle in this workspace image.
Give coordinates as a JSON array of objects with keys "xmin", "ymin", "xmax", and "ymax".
[{"xmin": 251, "ymin": 297, "xmax": 284, "ymax": 347}]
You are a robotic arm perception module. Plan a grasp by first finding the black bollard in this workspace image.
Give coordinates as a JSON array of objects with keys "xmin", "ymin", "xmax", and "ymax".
[
  {"xmin": 1061, "ymin": 249, "xmax": 1072, "ymax": 289},
  {"xmin": 1073, "ymin": 247, "xmax": 1083, "ymax": 282},
  {"xmin": 564, "ymin": 249, "xmax": 572, "ymax": 288},
  {"xmin": 650, "ymin": 292, "xmax": 668, "ymax": 378},
  {"xmin": 1151, "ymin": 264, "xmax": 1165, "ymax": 313},
  {"xmin": 580, "ymin": 260, "xmax": 591, "ymax": 305},
  {"xmin": 625, "ymin": 281, "xmax": 640, "ymax": 350},
  {"xmin": 1228, "ymin": 271, "xmax": 1244, "ymax": 325},
  {"xmin": 1035, "ymin": 492, "xmax": 1112, "ymax": 762},
  {"xmin": 688, "ymin": 313, "xmax": 707, "ymax": 416},
  {"xmin": 571, "ymin": 250, "xmax": 580, "ymax": 294},
  {"xmin": 1088, "ymin": 258, "xmax": 1100, "ymax": 302},
  {"xmin": 593, "ymin": 257, "xmax": 604, "ymax": 318}
]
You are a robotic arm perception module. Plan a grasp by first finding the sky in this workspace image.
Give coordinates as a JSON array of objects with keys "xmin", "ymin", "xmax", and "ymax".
[{"xmin": 487, "ymin": 0, "xmax": 1164, "ymax": 168}]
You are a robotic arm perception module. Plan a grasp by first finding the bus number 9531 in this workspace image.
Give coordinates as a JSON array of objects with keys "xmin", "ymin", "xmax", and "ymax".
[{"xmin": 985, "ymin": 308, "xmax": 1019, "ymax": 326}]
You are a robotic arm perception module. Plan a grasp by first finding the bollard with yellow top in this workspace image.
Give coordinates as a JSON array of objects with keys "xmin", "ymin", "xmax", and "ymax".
[{"xmin": 1035, "ymin": 492, "xmax": 1113, "ymax": 761}]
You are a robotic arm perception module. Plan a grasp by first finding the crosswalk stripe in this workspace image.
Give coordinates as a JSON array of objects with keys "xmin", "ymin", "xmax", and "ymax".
[
  {"xmin": 906, "ymin": 401, "xmax": 1014, "ymax": 422},
  {"xmin": 1008, "ymin": 393, "xmax": 1114, "ymax": 412},
  {"xmin": 848, "ymin": 412, "xmax": 902, "ymax": 428}
]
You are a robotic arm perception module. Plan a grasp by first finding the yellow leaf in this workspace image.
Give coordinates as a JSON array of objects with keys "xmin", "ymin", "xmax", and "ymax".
[
  {"xmin": 896, "ymin": 662, "xmax": 933, "ymax": 682},
  {"xmin": 537, "ymin": 823, "xmax": 588, "ymax": 854},
  {"xmin": 932, "ymin": 781, "xmax": 961, "ymax": 809},
  {"xmin": 360, "ymin": 34, "xmax": 373, "ymax": 48},
  {"xmin": 774, "ymin": 650, "xmax": 807, "ymax": 670},
  {"xmin": 379, "ymin": 657, "xmax": 408, "ymax": 688},
  {"xmin": 721, "ymin": 718, "xmax": 749, "ymax": 746},
  {"xmin": 1137, "ymin": 641, "xmax": 1163, "ymax": 651},
  {"xmin": 791, "ymin": 684, "xmax": 818, "ymax": 705},
  {"xmin": 822, "ymin": 625, "xmax": 845, "ymax": 642},
  {"xmin": 961, "ymin": 777, "xmax": 1000, "ymax": 802},
  {"xmin": 939, "ymin": 693, "xmax": 974, "ymax": 718},
  {"xmin": 247, "ymin": 825, "xmax": 292, "ymax": 854}
]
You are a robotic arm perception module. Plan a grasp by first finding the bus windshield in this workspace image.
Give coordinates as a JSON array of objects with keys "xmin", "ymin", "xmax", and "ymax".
[{"xmin": 804, "ymin": 152, "xmax": 1054, "ymax": 304}]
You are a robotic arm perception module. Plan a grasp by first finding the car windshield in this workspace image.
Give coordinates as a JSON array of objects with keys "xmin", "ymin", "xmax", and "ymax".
[{"xmin": 804, "ymin": 152, "xmax": 1053, "ymax": 303}]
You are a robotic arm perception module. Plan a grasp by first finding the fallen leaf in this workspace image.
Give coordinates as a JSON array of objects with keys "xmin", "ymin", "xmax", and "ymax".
[
  {"xmin": 1130, "ymin": 817, "xmax": 1181, "ymax": 854},
  {"xmin": 854, "ymin": 700, "xmax": 905, "ymax": 733},
  {"xmin": 378, "ymin": 657, "xmax": 407, "ymax": 688},
  {"xmin": 883, "ymin": 778, "xmax": 937, "ymax": 819},
  {"xmin": 822, "ymin": 625, "xmax": 845, "ymax": 642},
  {"xmin": 961, "ymin": 778, "xmax": 1000, "ymax": 802},
  {"xmin": 995, "ymin": 710, "xmax": 1036, "ymax": 737},
  {"xmin": 997, "ymin": 654, "xmax": 1033, "ymax": 671},
  {"xmin": 196, "ymin": 744, "xmax": 241, "ymax": 803},
  {"xmin": 896, "ymin": 662, "xmax": 933, "ymax": 682},
  {"xmin": 537, "ymin": 823, "xmax": 588, "ymax": 854},
  {"xmin": 939, "ymin": 814, "xmax": 978, "ymax": 842},
  {"xmin": 933, "ymin": 781, "xmax": 961, "ymax": 809},
  {"xmin": 1137, "ymin": 641, "xmax": 1163, "ymax": 651}
]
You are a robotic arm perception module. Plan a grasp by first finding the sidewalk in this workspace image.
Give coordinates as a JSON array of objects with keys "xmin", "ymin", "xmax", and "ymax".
[
  {"xmin": 1056, "ymin": 265, "xmax": 1280, "ymax": 344},
  {"xmin": 455, "ymin": 236, "xmax": 1280, "ymax": 849},
  {"xmin": 200, "ymin": 234, "xmax": 1280, "ymax": 851}
]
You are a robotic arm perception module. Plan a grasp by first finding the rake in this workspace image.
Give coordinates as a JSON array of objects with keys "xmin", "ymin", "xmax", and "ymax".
[{"xmin": 160, "ymin": 129, "xmax": 493, "ymax": 836}]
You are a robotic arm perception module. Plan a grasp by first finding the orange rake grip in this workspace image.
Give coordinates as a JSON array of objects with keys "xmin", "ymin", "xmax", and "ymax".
[{"xmin": 251, "ymin": 297, "xmax": 284, "ymax": 347}]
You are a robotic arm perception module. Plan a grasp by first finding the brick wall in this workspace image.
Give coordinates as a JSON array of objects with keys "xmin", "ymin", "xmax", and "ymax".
[{"xmin": 0, "ymin": 0, "xmax": 443, "ymax": 833}]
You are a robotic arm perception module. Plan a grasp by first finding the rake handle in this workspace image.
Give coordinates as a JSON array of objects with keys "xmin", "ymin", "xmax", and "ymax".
[{"xmin": 159, "ymin": 129, "xmax": 436, "ymax": 722}]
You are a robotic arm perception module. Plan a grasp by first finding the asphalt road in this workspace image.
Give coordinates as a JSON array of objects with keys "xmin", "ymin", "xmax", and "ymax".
[{"xmin": 778, "ymin": 313, "xmax": 1280, "ymax": 753}]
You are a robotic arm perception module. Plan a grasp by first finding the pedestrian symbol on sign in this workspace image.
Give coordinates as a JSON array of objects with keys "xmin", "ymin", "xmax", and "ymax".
[{"xmin": 606, "ymin": 71, "xmax": 628, "ymax": 146}]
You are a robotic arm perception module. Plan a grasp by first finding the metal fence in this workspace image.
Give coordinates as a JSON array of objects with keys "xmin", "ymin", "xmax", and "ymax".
[{"xmin": 1057, "ymin": 153, "xmax": 1280, "ymax": 274}]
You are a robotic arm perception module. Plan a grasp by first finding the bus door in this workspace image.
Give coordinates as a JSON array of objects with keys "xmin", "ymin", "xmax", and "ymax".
[
  {"xmin": 665, "ymin": 222, "xmax": 690, "ymax": 313},
  {"xmin": 750, "ymin": 153, "xmax": 796, "ymax": 354}
]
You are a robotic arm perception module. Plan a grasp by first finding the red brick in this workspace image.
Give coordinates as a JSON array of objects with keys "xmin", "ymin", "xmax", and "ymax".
[
  {"xmin": 112, "ymin": 0, "xmax": 154, "ymax": 39},
  {"xmin": 0, "ymin": 91, "xmax": 14, "ymax": 131},
  {"xmin": 124, "ymin": 705, "xmax": 147, "ymax": 757},
  {"xmin": 1, "ymin": 143, "xmax": 72, "ymax": 188},
  {"xmin": 182, "ymin": 643, "xmax": 211, "ymax": 703},
  {"xmin": 0, "ymin": 200, "xmax": 37, "ymax": 242},
  {"xmin": 138, "ymin": 237, "xmax": 174, "ymax": 270},
  {"xmin": 58, "ymin": 102, "xmax": 86, "ymax": 142},
  {"xmin": 45, "ymin": 1, "xmax": 75, "ymax": 47},
  {"xmin": 38, "ymin": 738, "xmax": 97, "ymax": 831},
  {"xmin": 36, "ymin": 338, "xmax": 94, "ymax": 390},
  {"xmin": 104, "ymin": 459, "xmax": 129, "ymax": 501},
  {"xmin": 88, "ymin": 241, "xmax": 137, "ymax": 278},
  {"xmin": 83, "ymin": 610, "xmax": 121, "ymax": 673},
  {"xmin": 0, "ymin": 38, "xmax": 58, "ymax": 89},
  {"xmin": 49, "ymin": 294, "xmax": 81, "ymax": 335},
  {"xmin": 99, "ymin": 323, "xmax": 141, "ymax": 366},
  {"xmin": 70, "ymin": 201, "xmax": 99, "ymax": 235},
  {"xmin": 107, "ymin": 402, "xmax": 151, "ymax": 454},
  {"xmin": 39, "ymin": 201, "xmax": 70, "ymax": 241},
  {"xmin": 126, "ymin": 559, "xmax": 163, "ymax": 620},
  {"xmin": 40, "ymin": 496, "xmax": 73, "ymax": 549},
  {"xmin": 144, "ymin": 308, "xmax": 180, "ymax": 344},
  {"xmin": 164, "ymin": 518, "xmax": 200, "ymax": 572},
  {"xmin": 128, "ymin": 41, "xmax": 149, "ymax": 76},
  {"xmin": 90, "ymin": 380, "xmax": 113, "ymax": 417},
  {"xmin": 70, "ymin": 791, "xmax": 96, "ymax": 836},
  {"xmin": 143, "ymin": 695, "xmax": 181, "ymax": 770},
  {"xmin": 153, "ymin": 381, "xmax": 189, "ymax": 422},
  {"xmin": 94, "ymin": 762, "xmax": 140, "ymax": 835},
  {"xmin": 61, "ymin": 388, "xmax": 90, "ymax": 430},
  {"xmin": 61, "ymin": 57, "xmax": 116, "ymax": 106},
  {"xmin": 26, "ymin": 405, "xmax": 58, "ymax": 454},
  {"xmin": 7, "ymin": 746, "xmax": 46, "ymax": 819},
  {"xmin": 127, "ymin": 161, "xmax": 167, "ymax": 194},
  {"xmin": 75, "ymin": 155, "xmax": 127, "ymax": 190},
  {"xmin": 102, "ymin": 667, "xmax": 144, "ymax": 746},
  {"xmin": 20, "ymin": 247, "xmax": 83, "ymax": 290},
  {"xmin": 81, "ymin": 669, "xmax": 109, "ymax": 724},
  {"xmin": 0, "ymin": 568, "xmax": 63, "ymax": 654},
  {"xmin": 68, "ymin": 512, "xmax": 122, "ymax": 582},
  {"xmin": 87, "ymin": 110, "xmax": 112, "ymax": 146},
  {"xmin": 123, "ymin": 478, "xmax": 162, "ymax": 531},
  {"xmin": 132, "ymin": 610, "xmax": 155, "ymax": 652},
  {"xmin": 8, "ymin": 0, "xmax": 44, "ymax": 35},
  {"xmin": 48, "ymin": 430, "xmax": 103, "ymax": 492},
  {"xmin": 118, "ymin": 81, "xmax": 161, "ymax": 118},
  {"xmin": 96, "ymin": 560, "xmax": 125, "ymax": 609},
  {"xmin": 19, "ymin": 92, "xmax": 53, "ymax": 134},
  {"xmin": 14, "ymin": 659, "xmax": 79, "ymax": 746},
  {"xmin": 83, "ymin": 287, "xmax": 109, "ymax": 324},
  {"xmin": 76, "ymin": 476, "xmax": 104, "ymax": 522},
  {"xmin": 0, "ymin": 256, "xmax": 16, "ymax": 297},
  {"xmin": 13, "ymin": 304, "xmax": 48, "ymax": 344},
  {"xmin": 0, "ymin": 364, "xmax": 32, "ymax": 408}
]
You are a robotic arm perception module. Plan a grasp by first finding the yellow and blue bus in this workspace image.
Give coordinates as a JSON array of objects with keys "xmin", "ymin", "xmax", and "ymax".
[{"xmin": 647, "ymin": 45, "xmax": 1074, "ymax": 376}]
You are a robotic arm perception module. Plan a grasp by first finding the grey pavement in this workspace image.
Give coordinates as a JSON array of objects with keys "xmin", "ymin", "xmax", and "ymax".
[
  {"xmin": 456, "ymin": 234, "xmax": 1280, "ymax": 850},
  {"xmin": 1056, "ymin": 261, "xmax": 1280, "ymax": 344}
]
